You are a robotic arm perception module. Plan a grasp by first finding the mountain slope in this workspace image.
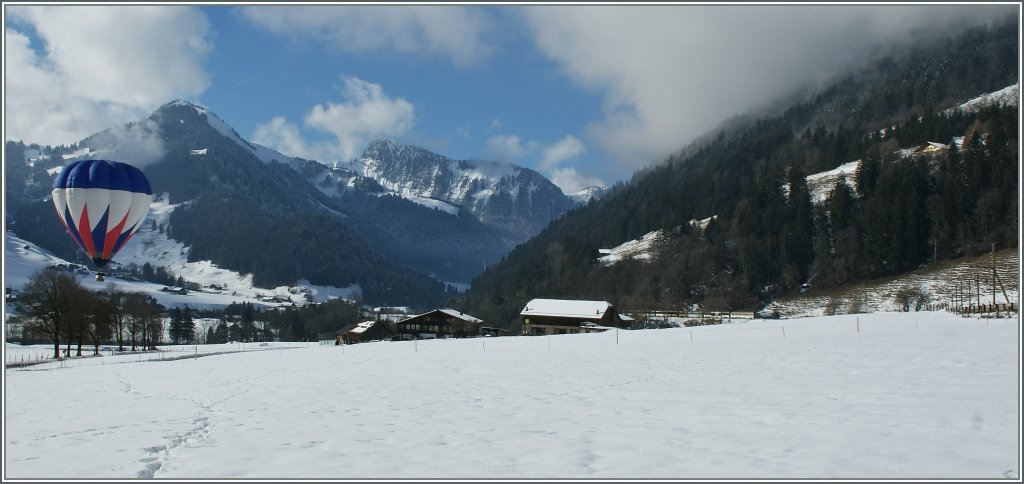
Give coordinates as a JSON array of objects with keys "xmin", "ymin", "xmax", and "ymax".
[
  {"xmin": 5, "ymin": 99, "xmax": 593, "ymax": 303},
  {"xmin": 339, "ymin": 139, "xmax": 580, "ymax": 241},
  {"xmin": 454, "ymin": 18, "xmax": 1019, "ymax": 329},
  {"xmin": 6, "ymin": 102, "xmax": 448, "ymax": 306}
]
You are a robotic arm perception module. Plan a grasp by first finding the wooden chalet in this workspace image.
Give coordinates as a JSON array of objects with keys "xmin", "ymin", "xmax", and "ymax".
[
  {"xmin": 520, "ymin": 298, "xmax": 630, "ymax": 336},
  {"xmin": 335, "ymin": 319, "xmax": 395, "ymax": 344},
  {"xmin": 916, "ymin": 141, "xmax": 949, "ymax": 156},
  {"xmin": 396, "ymin": 309, "xmax": 483, "ymax": 340}
]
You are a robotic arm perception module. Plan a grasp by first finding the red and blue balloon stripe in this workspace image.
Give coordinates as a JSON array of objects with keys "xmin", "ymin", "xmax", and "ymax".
[{"xmin": 52, "ymin": 159, "xmax": 153, "ymax": 273}]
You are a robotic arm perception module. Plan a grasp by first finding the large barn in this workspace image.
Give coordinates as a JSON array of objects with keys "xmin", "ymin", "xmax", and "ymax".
[
  {"xmin": 395, "ymin": 309, "xmax": 483, "ymax": 340},
  {"xmin": 519, "ymin": 299, "xmax": 630, "ymax": 336}
]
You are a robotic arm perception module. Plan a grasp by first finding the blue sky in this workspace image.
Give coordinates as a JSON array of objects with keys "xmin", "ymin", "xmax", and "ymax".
[{"xmin": 4, "ymin": 4, "xmax": 1017, "ymax": 193}]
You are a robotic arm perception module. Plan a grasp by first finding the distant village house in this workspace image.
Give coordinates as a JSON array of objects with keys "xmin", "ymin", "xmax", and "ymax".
[
  {"xmin": 335, "ymin": 319, "xmax": 395, "ymax": 345},
  {"xmin": 395, "ymin": 309, "xmax": 483, "ymax": 340},
  {"xmin": 916, "ymin": 141, "xmax": 949, "ymax": 156},
  {"xmin": 520, "ymin": 299, "xmax": 631, "ymax": 336}
]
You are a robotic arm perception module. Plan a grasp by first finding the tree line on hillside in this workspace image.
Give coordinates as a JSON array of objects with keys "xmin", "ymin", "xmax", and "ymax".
[
  {"xmin": 194, "ymin": 299, "xmax": 364, "ymax": 344},
  {"xmin": 167, "ymin": 296, "xmax": 368, "ymax": 345},
  {"xmin": 335, "ymin": 191, "xmax": 512, "ymax": 283},
  {"xmin": 168, "ymin": 194, "xmax": 453, "ymax": 307},
  {"xmin": 454, "ymin": 19, "xmax": 1019, "ymax": 329}
]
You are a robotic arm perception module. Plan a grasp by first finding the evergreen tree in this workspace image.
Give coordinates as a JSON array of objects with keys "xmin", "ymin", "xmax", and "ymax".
[
  {"xmin": 182, "ymin": 305, "xmax": 195, "ymax": 344},
  {"xmin": 241, "ymin": 302, "xmax": 255, "ymax": 342},
  {"xmin": 856, "ymin": 154, "xmax": 881, "ymax": 198},
  {"xmin": 213, "ymin": 322, "xmax": 229, "ymax": 344},
  {"xmin": 934, "ymin": 145, "xmax": 967, "ymax": 258},
  {"xmin": 780, "ymin": 165, "xmax": 815, "ymax": 288},
  {"xmin": 168, "ymin": 307, "xmax": 183, "ymax": 344}
]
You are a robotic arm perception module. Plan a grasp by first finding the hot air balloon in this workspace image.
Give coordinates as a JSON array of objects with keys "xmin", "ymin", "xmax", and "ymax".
[{"xmin": 51, "ymin": 159, "xmax": 153, "ymax": 281}]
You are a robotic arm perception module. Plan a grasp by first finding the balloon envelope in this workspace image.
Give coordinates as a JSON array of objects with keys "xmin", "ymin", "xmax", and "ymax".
[{"xmin": 51, "ymin": 159, "xmax": 153, "ymax": 271}]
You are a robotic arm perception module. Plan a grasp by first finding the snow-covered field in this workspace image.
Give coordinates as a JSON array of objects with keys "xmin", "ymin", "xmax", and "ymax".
[{"xmin": 4, "ymin": 311, "xmax": 1019, "ymax": 479}]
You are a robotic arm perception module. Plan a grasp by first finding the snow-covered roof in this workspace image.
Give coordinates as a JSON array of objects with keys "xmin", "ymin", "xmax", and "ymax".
[
  {"xmin": 348, "ymin": 320, "xmax": 377, "ymax": 334},
  {"xmin": 436, "ymin": 309, "xmax": 482, "ymax": 323},
  {"xmin": 521, "ymin": 299, "xmax": 612, "ymax": 319},
  {"xmin": 398, "ymin": 309, "xmax": 482, "ymax": 324}
]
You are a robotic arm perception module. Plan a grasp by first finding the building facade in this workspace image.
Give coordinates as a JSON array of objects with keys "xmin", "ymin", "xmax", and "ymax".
[
  {"xmin": 395, "ymin": 309, "xmax": 483, "ymax": 340},
  {"xmin": 335, "ymin": 319, "xmax": 395, "ymax": 344},
  {"xmin": 519, "ymin": 299, "xmax": 630, "ymax": 336}
]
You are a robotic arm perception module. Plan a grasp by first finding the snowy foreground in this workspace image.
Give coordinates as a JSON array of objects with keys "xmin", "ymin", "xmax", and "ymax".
[{"xmin": 4, "ymin": 312, "xmax": 1020, "ymax": 480}]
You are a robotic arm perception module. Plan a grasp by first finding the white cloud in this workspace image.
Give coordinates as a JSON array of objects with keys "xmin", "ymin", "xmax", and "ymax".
[
  {"xmin": 522, "ymin": 5, "xmax": 1016, "ymax": 171},
  {"xmin": 254, "ymin": 76, "xmax": 415, "ymax": 163},
  {"xmin": 4, "ymin": 6, "xmax": 211, "ymax": 145},
  {"xmin": 484, "ymin": 134, "xmax": 526, "ymax": 162},
  {"xmin": 550, "ymin": 167, "xmax": 605, "ymax": 195},
  {"xmin": 307, "ymin": 77, "xmax": 415, "ymax": 161},
  {"xmin": 251, "ymin": 117, "xmax": 328, "ymax": 162},
  {"xmin": 539, "ymin": 135, "xmax": 584, "ymax": 172},
  {"xmin": 84, "ymin": 119, "xmax": 167, "ymax": 169},
  {"xmin": 240, "ymin": 6, "xmax": 495, "ymax": 68},
  {"xmin": 484, "ymin": 132, "xmax": 599, "ymax": 193}
]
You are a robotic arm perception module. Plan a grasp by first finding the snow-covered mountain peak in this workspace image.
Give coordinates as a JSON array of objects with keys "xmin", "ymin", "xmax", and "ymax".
[
  {"xmin": 154, "ymin": 101, "xmax": 300, "ymax": 168},
  {"xmin": 339, "ymin": 139, "xmax": 578, "ymax": 239},
  {"xmin": 164, "ymin": 99, "xmax": 208, "ymax": 111},
  {"xmin": 568, "ymin": 186, "xmax": 608, "ymax": 204}
]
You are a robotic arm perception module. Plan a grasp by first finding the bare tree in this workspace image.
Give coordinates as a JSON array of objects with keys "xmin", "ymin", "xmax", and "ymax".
[
  {"xmin": 66, "ymin": 286, "xmax": 94, "ymax": 357},
  {"xmin": 893, "ymin": 285, "xmax": 933, "ymax": 312},
  {"xmin": 85, "ymin": 294, "xmax": 115, "ymax": 356},
  {"xmin": 16, "ymin": 268, "xmax": 86, "ymax": 359},
  {"xmin": 846, "ymin": 293, "xmax": 868, "ymax": 315},
  {"xmin": 125, "ymin": 292, "xmax": 148, "ymax": 351},
  {"xmin": 105, "ymin": 285, "xmax": 128, "ymax": 352},
  {"xmin": 125, "ymin": 292, "xmax": 162, "ymax": 351},
  {"xmin": 146, "ymin": 311, "xmax": 164, "ymax": 349}
]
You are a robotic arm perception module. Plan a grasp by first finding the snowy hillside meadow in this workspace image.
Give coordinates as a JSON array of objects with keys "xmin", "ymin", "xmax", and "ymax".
[{"xmin": 4, "ymin": 311, "xmax": 1019, "ymax": 480}]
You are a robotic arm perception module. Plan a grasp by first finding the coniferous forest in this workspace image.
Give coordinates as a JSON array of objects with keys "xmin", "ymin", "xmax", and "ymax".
[{"xmin": 454, "ymin": 18, "xmax": 1018, "ymax": 329}]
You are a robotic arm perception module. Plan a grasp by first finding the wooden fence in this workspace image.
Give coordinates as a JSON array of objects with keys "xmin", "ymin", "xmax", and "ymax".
[
  {"xmin": 622, "ymin": 309, "xmax": 756, "ymax": 326},
  {"xmin": 953, "ymin": 303, "xmax": 1017, "ymax": 317}
]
